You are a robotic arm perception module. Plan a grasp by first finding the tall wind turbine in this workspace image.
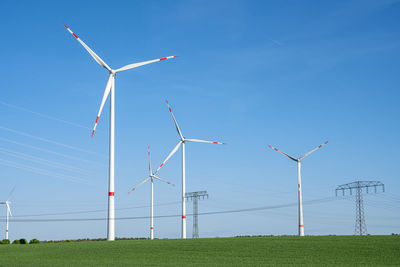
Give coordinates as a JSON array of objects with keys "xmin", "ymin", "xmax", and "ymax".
[
  {"xmin": 63, "ymin": 25, "xmax": 179, "ymax": 241},
  {"xmin": 267, "ymin": 141, "xmax": 328, "ymax": 236},
  {"xmin": 128, "ymin": 146, "xmax": 174, "ymax": 240},
  {"xmin": 1, "ymin": 187, "xmax": 15, "ymax": 240},
  {"xmin": 153, "ymin": 100, "xmax": 226, "ymax": 239}
]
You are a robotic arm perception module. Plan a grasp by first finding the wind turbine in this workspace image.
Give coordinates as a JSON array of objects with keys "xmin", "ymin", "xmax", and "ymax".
[
  {"xmin": 0, "ymin": 187, "xmax": 15, "ymax": 240},
  {"xmin": 63, "ymin": 25, "xmax": 179, "ymax": 241},
  {"xmin": 153, "ymin": 100, "xmax": 226, "ymax": 239},
  {"xmin": 128, "ymin": 146, "xmax": 174, "ymax": 240},
  {"xmin": 267, "ymin": 141, "xmax": 328, "ymax": 236}
]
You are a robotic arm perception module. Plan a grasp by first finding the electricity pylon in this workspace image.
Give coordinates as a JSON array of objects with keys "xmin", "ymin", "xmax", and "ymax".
[
  {"xmin": 336, "ymin": 181, "xmax": 384, "ymax": 235},
  {"xmin": 185, "ymin": 191, "xmax": 208, "ymax": 238}
]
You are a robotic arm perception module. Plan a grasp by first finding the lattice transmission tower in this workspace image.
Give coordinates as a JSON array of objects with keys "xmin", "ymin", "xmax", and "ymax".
[
  {"xmin": 336, "ymin": 181, "xmax": 384, "ymax": 235},
  {"xmin": 185, "ymin": 191, "xmax": 208, "ymax": 238}
]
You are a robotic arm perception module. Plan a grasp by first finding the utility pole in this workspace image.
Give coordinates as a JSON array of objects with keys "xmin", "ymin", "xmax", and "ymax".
[
  {"xmin": 336, "ymin": 181, "xmax": 384, "ymax": 235},
  {"xmin": 185, "ymin": 191, "xmax": 208, "ymax": 238}
]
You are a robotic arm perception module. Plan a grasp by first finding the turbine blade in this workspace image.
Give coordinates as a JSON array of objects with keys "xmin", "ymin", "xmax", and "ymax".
[
  {"xmin": 267, "ymin": 145, "xmax": 297, "ymax": 161},
  {"xmin": 185, "ymin": 139, "xmax": 227, "ymax": 145},
  {"xmin": 299, "ymin": 141, "xmax": 328, "ymax": 160},
  {"xmin": 92, "ymin": 75, "xmax": 113, "ymax": 137},
  {"xmin": 153, "ymin": 175, "xmax": 175, "ymax": 187},
  {"xmin": 148, "ymin": 146, "xmax": 152, "ymax": 175},
  {"xmin": 165, "ymin": 100, "xmax": 184, "ymax": 140},
  {"xmin": 7, "ymin": 186, "xmax": 15, "ymax": 201},
  {"xmin": 115, "ymin": 55, "xmax": 180, "ymax": 73},
  {"xmin": 63, "ymin": 24, "xmax": 112, "ymax": 72},
  {"xmin": 128, "ymin": 177, "xmax": 150, "ymax": 194},
  {"xmin": 6, "ymin": 203, "xmax": 12, "ymax": 217},
  {"xmin": 153, "ymin": 141, "xmax": 182, "ymax": 175}
]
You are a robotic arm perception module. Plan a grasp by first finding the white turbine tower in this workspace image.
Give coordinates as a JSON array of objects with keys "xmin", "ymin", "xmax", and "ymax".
[
  {"xmin": 153, "ymin": 100, "xmax": 226, "ymax": 239},
  {"xmin": 63, "ymin": 25, "xmax": 179, "ymax": 241},
  {"xmin": 1, "ymin": 188, "xmax": 15, "ymax": 240},
  {"xmin": 128, "ymin": 146, "xmax": 174, "ymax": 240},
  {"xmin": 267, "ymin": 141, "xmax": 328, "ymax": 236}
]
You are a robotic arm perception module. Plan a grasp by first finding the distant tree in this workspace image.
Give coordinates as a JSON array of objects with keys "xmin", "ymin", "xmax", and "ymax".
[
  {"xmin": 19, "ymin": 238, "xmax": 28, "ymax": 244},
  {"xmin": 29, "ymin": 239, "xmax": 40, "ymax": 244},
  {"xmin": 0, "ymin": 239, "xmax": 10, "ymax": 244},
  {"xmin": 12, "ymin": 239, "xmax": 20, "ymax": 244}
]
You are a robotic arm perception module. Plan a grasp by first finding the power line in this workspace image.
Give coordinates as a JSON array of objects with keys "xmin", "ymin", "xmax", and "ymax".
[
  {"xmin": 5, "ymin": 196, "xmax": 347, "ymax": 223},
  {"xmin": 0, "ymin": 158, "xmax": 92, "ymax": 185},
  {"xmin": 0, "ymin": 100, "xmax": 91, "ymax": 130},
  {"xmin": 0, "ymin": 125, "xmax": 104, "ymax": 157},
  {"xmin": 0, "ymin": 136, "xmax": 102, "ymax": 165},
  {"xmin": 3, "ymin": 201, "xmax": 181, "ymax": 218},
  {"xmin": 0, "ymin": 147, "xmax": 94, "ymax": 176}
]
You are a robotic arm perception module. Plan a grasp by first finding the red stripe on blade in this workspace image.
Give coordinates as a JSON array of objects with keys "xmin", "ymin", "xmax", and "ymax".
[
  {"xmin": 160, "ymin": 57, "xmax": 167, "ymax": 61},
  {"xmin": 95, "ymin": 116, "xmax": 99, "ymax": 123},
  {"xmin": 72, "ymin": 33, "xmax": 78, "ymax": 39},
  {"xmin": 91, "ymin": 130, "xmax": 95, "ymax": 137}
]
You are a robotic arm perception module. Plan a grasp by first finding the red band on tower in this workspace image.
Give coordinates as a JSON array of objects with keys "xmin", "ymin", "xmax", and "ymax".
[
  {"xmin": 182, "ymin": 216, "xmax": 186, "ymax": 219},
  {"xmin": 109, "ymin": 192, "xmax": 114, "ymax": 196}
]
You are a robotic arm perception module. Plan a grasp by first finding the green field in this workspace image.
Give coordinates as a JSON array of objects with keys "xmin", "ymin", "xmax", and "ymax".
[{"xmin": 0, "ymin": 236, "xmax": 399, "ymax": 266}]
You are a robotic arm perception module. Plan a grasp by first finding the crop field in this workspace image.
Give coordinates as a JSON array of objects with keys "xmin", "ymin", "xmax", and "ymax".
[{"xmin": 0, "ymin": 236, "xmax": 399, "ymax": 266}]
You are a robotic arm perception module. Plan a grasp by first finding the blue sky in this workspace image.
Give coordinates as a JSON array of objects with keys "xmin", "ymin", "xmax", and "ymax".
[{"xmin": 0, "ymin": 0, "xmax": 399, "ymax": 241}]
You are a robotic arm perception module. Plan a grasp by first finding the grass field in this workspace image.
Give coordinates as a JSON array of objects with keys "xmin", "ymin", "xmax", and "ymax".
[{"xmin": 0, "ymin": 236, "xmax": 399, "ymax": 266}]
